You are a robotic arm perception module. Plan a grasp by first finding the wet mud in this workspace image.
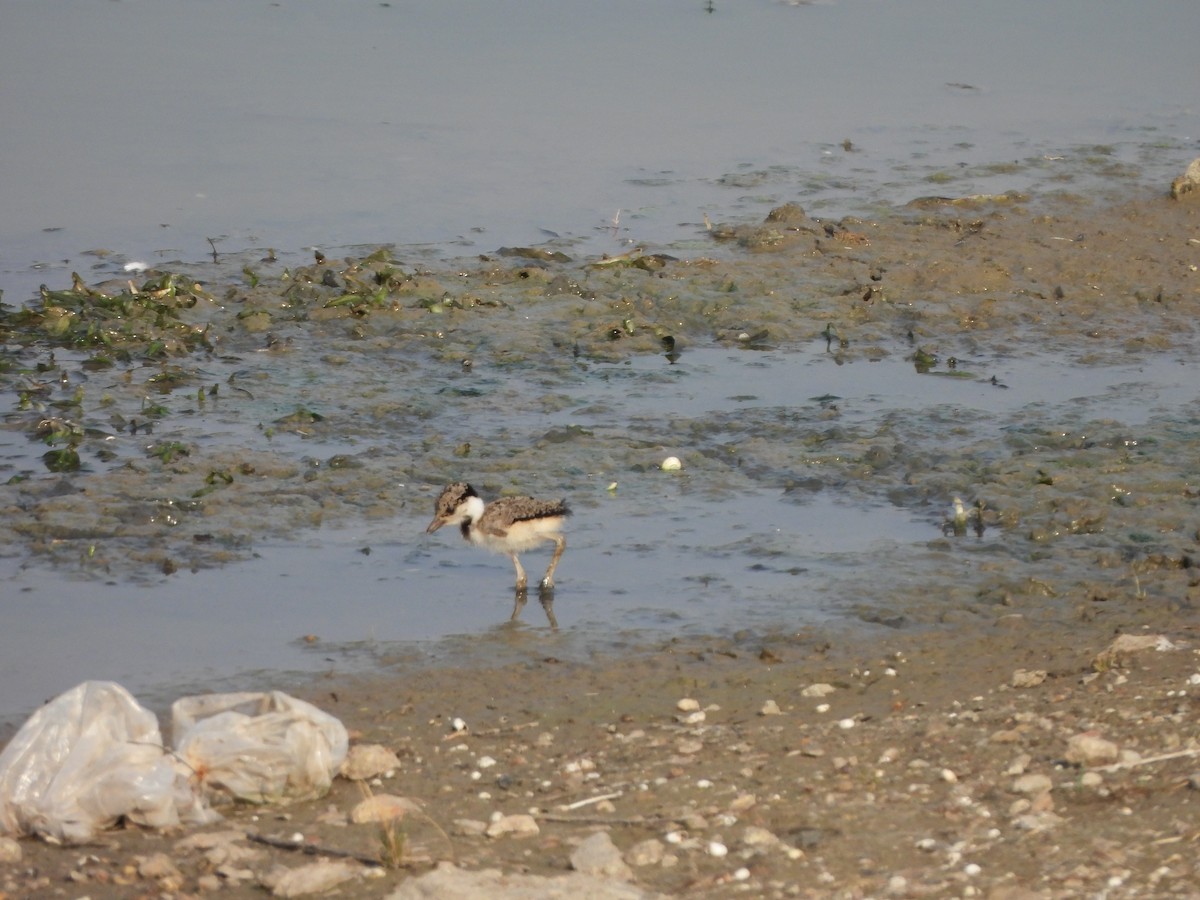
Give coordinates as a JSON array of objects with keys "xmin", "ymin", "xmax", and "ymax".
[{"xmin": 2, "ymin": 182, "xmax": 1200, "ymax": 896}]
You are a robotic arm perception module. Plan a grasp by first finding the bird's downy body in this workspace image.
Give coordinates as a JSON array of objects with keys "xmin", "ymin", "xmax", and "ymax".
[{"xmin": 426, "ymin": 482, "xmax": 570, "ymax": 590}]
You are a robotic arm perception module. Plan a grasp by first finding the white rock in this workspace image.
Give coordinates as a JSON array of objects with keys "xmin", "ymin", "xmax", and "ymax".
[
  {"xmin": 741, "ymin": 825, "xmax": 779, "ymax": 847},
  {"xmin": 707, "ymin": 840, "xmax": 728, "ymax": 858},
  {"xmin": 351, "ymin": 794, "xmax": 422, "ymax": 824},
  {"xmin": 801, "ymin": 683, "xmax": 836, "ymax": 698},
  {"xmin": 759, "ymin": 700, "xmax": 782, "ymax": 716},
  {"xmin": 676, "ymin": 698, "xmax": 700, "ymax": 711},
  {"xmin": 661, "ymin": 456, "xmax": 683, "ymax": 471}
]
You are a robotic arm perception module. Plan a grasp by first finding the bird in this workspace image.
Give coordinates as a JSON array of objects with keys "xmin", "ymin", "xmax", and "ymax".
[{"xmin": 425, "ymin": 482, "xmax": 570, "ymax": 591}]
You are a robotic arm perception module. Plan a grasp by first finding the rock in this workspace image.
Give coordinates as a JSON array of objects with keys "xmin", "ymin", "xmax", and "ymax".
[
  {"xmin": 801, "ymin": 683, "xmax": 836, "ymax": 698},
  {"xmin": 340, "ymin": 743, "xmax": 402, "ymax": 781},
  {"xmin": 261, "ymin": 860, "xmax": 360, "ymax": 897},
  {"xmin": 625, "ymin": 838, "xmax": 665, "ymax": 867},
  {"xmin": 137, "ymin": 852, "xmax": 183, "ymax": 882},
  {"xmin": 1011, "ymin": 773, "xmax": 1053, "ymax": 796},
  {"xmin": 485, "ymin": 813, "xmax": 540, "ymax": 838},
  {"xmin": 1093, "ymin": 633, "xmax": 1177, "ymax": 670},
  {"xmin": 1170, "ymin": 158, "xmax": 1200, "ymax": 199},
  {"xmin": 0, "ymin": 835, "xmax": 22, "ymax": 863},
  {"xmin": 1065, "ymin": 732, "xmax": 1120, "ymax": 766},
  {"xmin": 351, "ymin": 793, "xmax": 422, "ymax": 824},
  {"xmin": 676, "ymin": 698, "xmax": 700, "ymax": 712},
  {"xmin": 1010, "ymin": 669, "xmax": 1047, "ymax": 688},
  {"xmin": 570, "ymin": 831, "xmax": 633, "ymax": 880},
  {"xmin": 759, "ymin": 699, "xmax": 782, "ymax": 716},
  {"xmin": 385, "ymin": 862, "xmax": 666, "ymax": 899},
  {"xmin": 452, "ymin": 818, "xmax": 489, "ymax": 836},
  {"xmin": 742, "ymin": 825, "xmax": 780, "ymax": 848}
]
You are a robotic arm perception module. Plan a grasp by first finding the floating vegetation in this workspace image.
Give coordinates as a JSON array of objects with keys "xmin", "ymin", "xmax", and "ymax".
[{"xmin": 1, "ymin": 272, "xmax": 216, "ymax": 356}]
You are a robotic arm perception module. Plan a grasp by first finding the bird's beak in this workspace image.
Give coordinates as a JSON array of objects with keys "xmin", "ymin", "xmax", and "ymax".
[{"xmin": 426, "ymin": 517, "xmax": 445, "ymax": 534}]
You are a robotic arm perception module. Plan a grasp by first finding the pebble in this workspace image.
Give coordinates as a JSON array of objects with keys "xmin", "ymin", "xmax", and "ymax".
[
  {"xmin": 1011, "ymin": 668, "xmax": 1047, "ymax": 688},
  {"xmin": 837, "ymin": 717, "xmax": 856, "ymax": 730},
  {"xmin": 801, "ymin": 683, "xmax": 836, "ymax": 698},
  {"xmin": 707, "ymin": 840, "xmax": 728, "ymax": 858},
  {"xmin": 450, "ymin": 717, "xmax": 467, "ymax": 732},
  {"xmin": 742, "ymin": 825, "xmax": 780, "ymax": 847},
  {"xmin": 662, "ymin": 456, "xmax": 683, "ymax": 471},
  {"xmin": 1011, "ymin": 773, "xmax": 1052, "ymax": 796},
  {"xmin": 485, "ymin": 813, "xmax": 540, "ymax": 838},
  {"xmin": 261, "ymin": 859, "xmax": 359, "ymax": 898},
  {"xmin": 760, "ymin": 699, "xmax": 782, "ymax": 716},
  {"xmin": 677, "ymin": 710, "xmax": 706, "ymax": 725},
  {"xmin": 676, "ymin": 698, "xmax": 700, "ymax": 712},
  {"xmin": 1065, "ymin": 732, "xmax": 1120, "ymax": 766}
]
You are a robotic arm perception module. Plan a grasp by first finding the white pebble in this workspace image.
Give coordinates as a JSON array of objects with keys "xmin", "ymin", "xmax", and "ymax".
[
  {"xmin": 677, "ymin": 697, "xmax": 700, "ymax": 711},
  {"xmin": 733, "ymin": 867, "xmax": 750, "ymax": 881},
  {"xmin": 837, "ymin": 717, "xmax": 856, "ymax": 730},
  {"xmin": 123, "ymin": 261, "xmax": 149, "ymax": 273},
  {"xmin": 661, "ymin": 456, "xmax": 682, "ymax": 471},
  {"xmin": 450, "ymin": 717, "xmax": 467, "ymax": 732},
  {"xmin": 941, "ymin": 768, "xmax": 958, "ymax": 783},
  {"xmin": 964, "ymin": 863, "xmax": 981, "ymax": 876},
  {"xmin": 478, "ymin": 756, "xmax": 497, "ymax": 769},
  {"xmin": 707, "ymin": 841, "xmax": 728, "ymax": 858},
  {"xmin": 664, "ymin": 830, "xmax": 684, "ymax": 844},
  {"xmin": 696, "ymin": 778, "xmax": 714, "ymax": 788},
  {"xmin": 815, "ymin": 703, "xmax": 830, "ymax": 713}
]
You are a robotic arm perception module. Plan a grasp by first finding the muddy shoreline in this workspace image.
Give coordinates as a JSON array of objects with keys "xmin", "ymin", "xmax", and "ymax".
[{"xmin": 2, "ymin": 184, "xmax": 1200, "ymax": 896}]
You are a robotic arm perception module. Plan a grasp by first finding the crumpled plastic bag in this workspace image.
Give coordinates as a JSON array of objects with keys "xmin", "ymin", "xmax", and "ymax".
[
  {"xmin": 0, "ymin": 681, "xmax": 215, "ymax": 843},
  {"xmin": 172, "ymin": 690, "xmax": 348, "ymax": 804}
]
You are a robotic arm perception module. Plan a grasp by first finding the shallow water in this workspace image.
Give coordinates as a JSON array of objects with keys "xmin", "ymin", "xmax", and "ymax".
[
  {"xmin": 3, "ymin": 337, "xmax": 1198, "ymax": 733},
  {"xmin": 2, "ymin": 0, "xmax": 1199, "ymax": 734},
  {"xmin": 2, "ymin": 0, "xmax": 1196, "ymax": 303}
]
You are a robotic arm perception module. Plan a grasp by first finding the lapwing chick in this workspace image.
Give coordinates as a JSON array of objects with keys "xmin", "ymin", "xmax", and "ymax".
[{"xmin": 426, "ymin": 482, "xmax": 570, "ymax": 590}]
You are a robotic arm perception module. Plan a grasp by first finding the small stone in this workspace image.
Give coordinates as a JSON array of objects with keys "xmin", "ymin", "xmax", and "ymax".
[
  {"xmin": 570, "ymin": 831, "xmax": 633, "ymax": 880},
  {"xmin": 676, "ymin": 738, "xmax": 704, "ymax": 755},
  {"xmin": 837, "ymin": 717, "xmax": 856, "ymax": 730},
  {"xmin": 662, "ymin": 456, "xmax": 683, "ymax": 471},
  {"xmin": 1065, "ymin": 732, "xmax": 1120, "ymax": 766},
  {"xmin": 625, "ymin": 838, "xmax": 665, "ymax": 867},
  {"xmin": 707, "ymin": 840, "xmax": 728, "ymax": 858},
  {"xmin": 485, "ymin": 813, "xmax": 540, "ymax": 838},
  {"xmin": 677, "ymin": 710, "xmax": 706, "ymax": 725},
  {"xmin": 759, "ymin": 699, "xmax": 782, "ymax": 716},
  {"xmin": 340, "ymin": 743, "xmax": 402, "ymax": 781},
  {"xmin": 1012, "ymin": 773, "xmax": 1053, "ymax": 796},
  {"xmin": 452, "ymin": 819, "xmax": 489, "ymax": 836},
  {"xmin": 1080, "ymin": 771, "xmax": 1104, "ymax": 788},
  {"xmin": 741, "ymin": 825, "xmax": 780, "ymax": 847},
  {"xmin": 676, "ymin": 698, "xmax": 700, "ymax": 711},
  {"xmin": 1171, "ymin": 157, "xmax": 1200, "ymax": 199},
  {"xmin": 940, "ymin": 768, "xmax": 958, "ymax": 783},
  {"xmin": 1011, "ymin": 669, "xmax": 1047, "ymax": 688},
  {"xmin": 137, "ymin": 853, "xmax": 183, "ymax": 881},
  {"xmin": 801, "ymin": 683, "xmax": 836, "ymax": 698},
  {"xmin": 262, "ymin": 860, "xmax": 359, "ymax": 897}
]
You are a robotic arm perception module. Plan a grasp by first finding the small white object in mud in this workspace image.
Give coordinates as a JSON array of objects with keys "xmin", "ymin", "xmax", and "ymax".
[{"xmin": 661, "ymin": 456, "xmax": 682, "ymax": 471}]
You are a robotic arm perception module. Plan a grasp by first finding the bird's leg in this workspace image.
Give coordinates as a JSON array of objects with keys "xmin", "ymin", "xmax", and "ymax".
[
  {"xmin": 511, "ymin": 553, "xmax": 528, "ymax": 591},
  {"xmin": 539, "ymin": 535, "xmax": 566, "ymax": 589}
]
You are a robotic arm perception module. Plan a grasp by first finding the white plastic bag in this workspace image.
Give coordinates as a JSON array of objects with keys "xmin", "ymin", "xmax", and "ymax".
[
  {"xmin": 0, "ymin": 681, "xmax": 214, "ymax": 843},
  {"xmin": 172, "ymin": 691, "xmax": 348, "ymax": 804}
]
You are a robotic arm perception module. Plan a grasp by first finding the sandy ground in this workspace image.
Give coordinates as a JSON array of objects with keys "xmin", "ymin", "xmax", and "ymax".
[{"xmin": 2, "ymin": 180, "xmax": 1200, "ymax": 897}]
